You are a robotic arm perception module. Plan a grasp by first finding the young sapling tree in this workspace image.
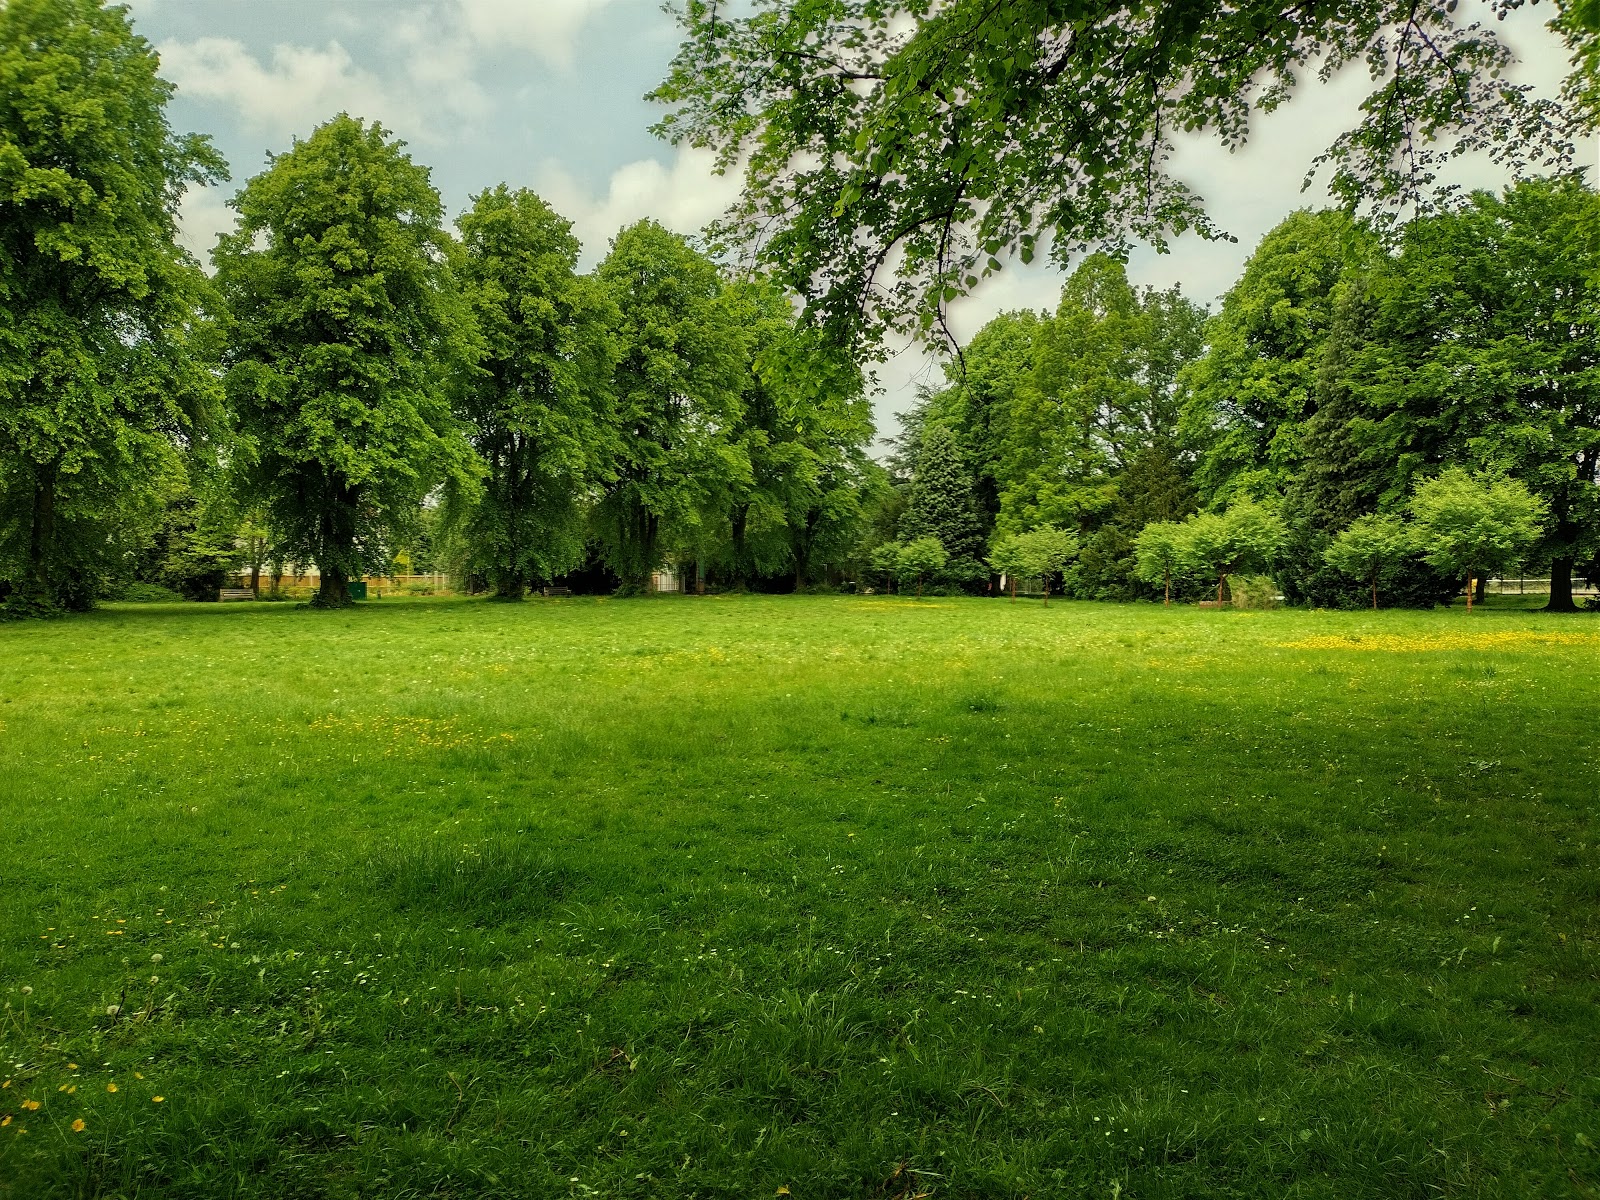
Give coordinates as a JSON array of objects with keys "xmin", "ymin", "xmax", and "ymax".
[
  {"xmin": 988, "ymin": 534, "xmax": 1026, "ymax": 601},
  {"xmin": 1324, "ymin": 513, "xmax": 1413, "ymax": 609},
  {"xmin": 896, "ymin": 536, "xmax": 948, "ymax": 597},
  {"xmin": 1013, "ymin": 526, "xmax": 1078, "ymax": 607},
  {"xmin": 1407, "ymin": 469, "xmax": 1546, "ymax": 612},
  {"xmin": 1183, "ymin": 499, "xmax": 1286, "ymax": 605},
  {"xmin": 1133, "ymin": 521, "xmax": 1190, "ymax": 606}
]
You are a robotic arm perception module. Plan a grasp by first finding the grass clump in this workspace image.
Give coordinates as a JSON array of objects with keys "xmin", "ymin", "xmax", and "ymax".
[{"xmin": 371, "ymin": 835, "xmax": 578, "ymax": 921}]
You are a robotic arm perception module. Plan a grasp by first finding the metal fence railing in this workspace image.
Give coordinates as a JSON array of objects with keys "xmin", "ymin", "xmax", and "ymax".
[{"xmin": 1484, "ymin": 578, "xmax": 1598, "ymax": 596}]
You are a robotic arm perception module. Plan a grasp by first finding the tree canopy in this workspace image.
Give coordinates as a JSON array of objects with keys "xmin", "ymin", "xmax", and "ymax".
[
  {"xmin": 214, "ymin": 115, "xmax": 473, "ymax": 608},
  {"xmin": 1409, "ymin": 469, "xmax": 1548, "ymax": 609},
  {"xmin": 0, "ymin": 0, "xmax": 224, "ymax": 613},
  {"xmin": 592, "ymin": 220, "xmax": 748, "ymax": 592},
  {"xmin": 454, "ymin": 186, "xmax": 618, "ymax": 599},
  {"xmin": 653, "ymin": 0, "xmax": 1586, "ymax": 341}
]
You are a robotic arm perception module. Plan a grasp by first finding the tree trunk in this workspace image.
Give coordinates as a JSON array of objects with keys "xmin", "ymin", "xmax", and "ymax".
[
  {"xmin": 22, "ymin": 465, "xmax": 58, "ymax": 609},
  {"xmin": 1163, "ymin": 568, "xmax": 1170, "ymax": 607},
  {"xmin": 1474, "ymin": 574, "xmax": 1486, "ymax": 605},
  {"xmin": 315, "ymin": 565, "xmax": 353, "ymax": 609},
  {"xmin": 1544, "ymin": 556, "xmax": 1578, "ymax": 613},
  {"xmin": 1217, "ymin": 573, "xmax": 1226, "ymax": 605},
  {"xmin": 730, "ymin": 505, "xmax": 750, "ymax": 588},
  {"xmin": 1042, "ymin": 581, "xmax": 1050, "ymax": 608},
  {"xmin": 493, "ymin": 573, "xmax": 524, "ymax": 601},
  {"xmin": 250, "ymin": 561, "xmax": 261, "ymax": 597},
  {"xmin": 1465, "ymin": 576, "xmax": 1474, "ymax": 613},
  {"xmin": 1371, "ymin": 574, "xmax": 1378, "ymax": 611}
]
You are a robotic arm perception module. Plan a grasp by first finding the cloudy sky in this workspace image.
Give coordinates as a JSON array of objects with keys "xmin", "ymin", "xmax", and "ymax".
[{"xmin": 128, "ymin": 0, "xmax": 1590, "ymax": 442}]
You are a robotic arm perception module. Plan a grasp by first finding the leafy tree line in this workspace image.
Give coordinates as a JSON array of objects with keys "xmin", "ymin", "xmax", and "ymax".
[
  {"xmin": 4, "ymin": 1, "xmax": 1593, "ymax": 616},
  {"xmin": 0, "ymin": 1, "xmax": 877, "ymax": 615},
  {"xmin": 871, "ymin": 177, "xmax": 1597, "ymax": 611}
]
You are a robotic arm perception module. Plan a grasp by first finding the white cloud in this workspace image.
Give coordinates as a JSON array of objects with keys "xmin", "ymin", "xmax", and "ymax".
[
  {"xmin": 539, "ymin": 147, "xmax": 742, "ymax": 267},
  {"xmin": 385, "ymin": 12, "xmax": 493, "ymax": 125},
  {"xmin": 157, "ymin": 36, "xmax": 422, "ymax": 142},
  {"xmin": 453, "ymin": 0, "xmax": 615, "ymax": 69},
  {"xmin": 174, "ymin": 185, "xmax": 237, "ymax": 269}
]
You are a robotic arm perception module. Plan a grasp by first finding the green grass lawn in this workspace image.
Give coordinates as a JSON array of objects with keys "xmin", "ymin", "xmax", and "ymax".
[{"xmin": 1, "ymin": 594, "xmax": 1596, "ymax": 1199}]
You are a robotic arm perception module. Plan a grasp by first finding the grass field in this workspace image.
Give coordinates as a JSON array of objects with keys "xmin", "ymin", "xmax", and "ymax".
[{"xmin": 1, "ymin": 594, "xmax": 1596, "ymax": 1199}]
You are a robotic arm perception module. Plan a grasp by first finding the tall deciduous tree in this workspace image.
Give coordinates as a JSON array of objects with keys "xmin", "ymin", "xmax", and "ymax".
[
  {"xmin": 0, "ymin": 0, "xmax": 225, "ymax": 614},
  {"xmin": 939, "ymin": 310, "xmax": 1043, "ymax": 534},
  {"xmin": 999, "ymin": 256, "xmax": 1204, "ymax": 539},
  {"xmin": 455, "ymin": 186, "xmax": 616, "ymax": 599},
  {"xmin": 653, "ymin": 1, "xmax": 1578, "ymax": 341},
  {"xmin": 1182, "ymin": 210, "xmax": 1374, "ymax": 504},
  {"xmin": 593, "ymin": 220, "xmax": 746, "ymax": 592},
  {"xmin": 215, "ymin": 116, "xmax": 473, "ymax": 609},
  {"xmin": 1331, "ymin": 178, "xmax": 1600, "ymax": 612},
  {"xmin": 712, "ymin": 276, "xmax": 873, "ymax": 588}
]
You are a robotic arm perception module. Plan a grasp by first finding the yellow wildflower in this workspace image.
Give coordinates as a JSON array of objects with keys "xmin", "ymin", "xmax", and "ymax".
[
  {"xmin": 106, "ymin": 1083, "xmax": 117, "ymax": 1093},
  {"xmin": 71, "ymin": 1119, "xmax": 85, "ymax": 1133}
]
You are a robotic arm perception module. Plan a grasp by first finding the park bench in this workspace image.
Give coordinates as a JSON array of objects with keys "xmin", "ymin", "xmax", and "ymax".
[
  {"xmin": 219, "ymin": 587, "xmax": 256, "ymax": 601},
  {"xmin": 541, "ymin": 586, "xmax": 572, "ymax": 598}
]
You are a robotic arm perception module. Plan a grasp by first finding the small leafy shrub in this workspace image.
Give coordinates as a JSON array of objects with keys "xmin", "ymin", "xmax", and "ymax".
[
  {"xmin": 1229, "ymin": 575, "xmax": 1281, "ymax": 609},
  {"xmin": 118, "ymin": 582, "xmax": 186, "ymax": 603}
]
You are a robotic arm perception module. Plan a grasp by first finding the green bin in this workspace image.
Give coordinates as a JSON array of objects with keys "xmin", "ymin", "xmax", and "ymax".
[{"xmin": 347, "ymin": 581, "xmax": 368, "ymax": 601}]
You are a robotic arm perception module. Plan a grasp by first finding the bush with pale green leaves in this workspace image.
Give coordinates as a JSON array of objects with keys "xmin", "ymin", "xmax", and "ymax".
[
  {"xmin": 1183, "ymin": 499, "xmax": 1287, "ymax": 604},
  {"xmin": 1132, "ymin": 521, "xmax": 1190, "ymax": 605},
  {"xmin": 1407, "ymin": 469, "xmax": 1546, "ymax": 611},
  {"xmin": 895, "ymin": 537, "xmax": 948, "ymax": 596},
  {"xmin": 1324, "ymin": 514, "xmax": 1414, "ymax": 609},
  {"xmin": 1011, "ymin": 526, "xmax": 1078, "ymax": 604}
]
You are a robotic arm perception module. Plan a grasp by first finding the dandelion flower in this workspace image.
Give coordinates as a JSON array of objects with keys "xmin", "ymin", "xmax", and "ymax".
[
  {"xmin": 19, "ymin": 986, "xmax": 30, "ymax": 996},
  {"xmin": 152, "ymin": 1096, "xmax": 164, "ymax": 1103},
  {"xmin": 106, "ymin": 1084, "xmax": 117, "ymax": 1093},
  {"xmin": 21, "ymin": 1100, "xmax": 39, "ymax": 1111},
  {"xmin": 0, "ymin": 1115, "xmax": 8, "ymax": 1126},
  {"xmin": 150, "ymin": 954, "xmax": 162, "ymax": 964},
  {"xmin": 105, "ymin": 1005, "xmax": 121, "ymax": 1017},
  {"xmin": 71, "ymin": 1119, "xmax": 85, "ymax": 1132}
]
